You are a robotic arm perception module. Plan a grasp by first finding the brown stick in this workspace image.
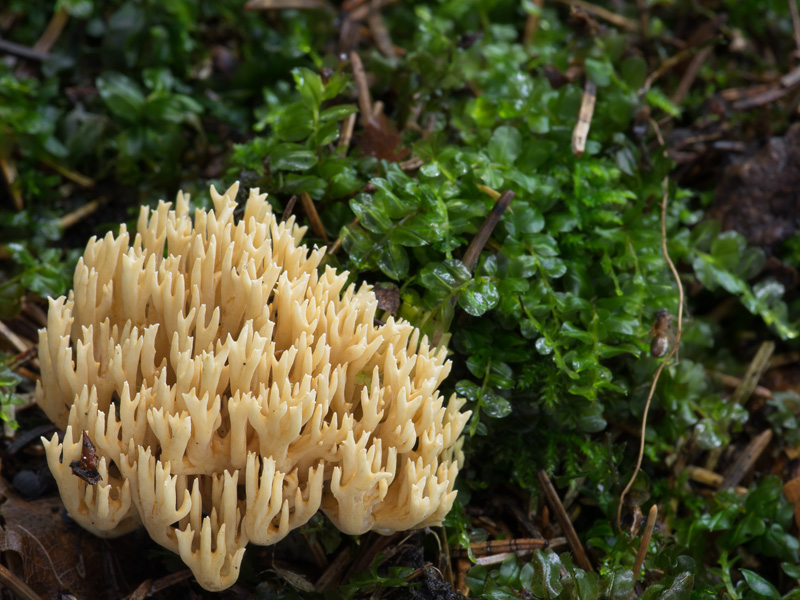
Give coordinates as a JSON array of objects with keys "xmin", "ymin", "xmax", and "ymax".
[
  {"xmin": 281, "ymin": 195, "xmax": 298, "ymax": 221},
  {"xmin": 0, "ymin": 320, "xmax": 31, "ymax": 354},
  {"xmin": 635, "ymin": 0, "xmax": 648, "ymax": 37},
  {"xmin": 122, "ymin": 570, "xmax": 193, "ymax": 600},
  {"xmin": 556, "ymin": 0, "xmax": 637, "ymax": 30},
  {"xmin": 732, "ymin": 87, "xmax": 789, "ymax": 110},
  {"xmin": 315, "ymin": 548, "xmax": 352, "ymax": 592},
  {"xmin": 368, "ymin": 0, "xmax": 396, "ymax": 58},
  {"xmin": 455, "ymin": 557, "xmax": 471, "ymax": 596},
  {"xmin": 572, "ymin": 80, "xmax": 596, "ymax": 156},
  {"xmin": 245, "ymin": 0, "xmax": 336, "ymax": 11},
  {"xmin": 0, "ymin": 562, "xmax": 44, "ymax": 600},
  {"xmin": 685, "ymin": 465, "xmax": 748, "ymax": 494},
  {"xmin": 643, "ymin": 46, "xmax": 697, "ymax": 93},
  {"xmin": 59, "ymin": 198, "xmax": 105, "ymax": 229},
  {"xmin": 338, "ymin": 112, "xmax": 357, "ymax": 154},
  {"xmin": 790, "ymin": 0, "xmax": 800, "ymax": 55},
  {"xmin": 328, "ymin": 218, "xmax": 359, "ymax": 255},
  {"xmin": 300, "ymin": 192, "xmax": 329, "ymax": 242},
  {"xmin": 451, "ymin": 538, "xmax": 548, "ymax": 558},
  {"xmin": 631, "ymin": 504, "xmax": 657, "ymax": 588},
  {"xmin": 538, "ymin": 470, "xmax": 593, "ymax": 572},
  {"xmin": 33, "ymin": 8, "xmax": 69, "ymax": 54},
  {"xmin": 461, "ymin": 190, "xmax": 514, "ymax": 272},
  {"xmin": 350, "ymin": 51, "xmax": 373, "ymax": 122},
  {"xmin": 719, "ymin": 430, "xmax": 773, "ymax": 490},
  {"xmin": 732, "ymin": 341, "xmax": 774, "ymax": 405},
  {"xmin": 712, "ymin": 372, "xmax": 772, "ymax": 399},
  {"xmin": 0, "ymin": 157, "xmax": 23, "ymax": 210},
  {"xmin": 39, "ymin": 155, "xmax": 95, "ymax": 188},
  {"xmin": 523, "ymin": 0, "xmax": 546, "ymax": 45},
  {"xmin": 0, "ymin": 37, "xmax": 51, "ymax": 61},
  {"xmin": 399, "ymin": 156, "xmax": 424, "ymax": 171},
  {"xmin": 671, "ymin": 46, "xmax": 713, "ymax": 106}
]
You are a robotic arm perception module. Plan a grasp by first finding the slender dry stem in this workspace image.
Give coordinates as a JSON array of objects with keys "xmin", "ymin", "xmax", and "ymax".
[
  {"xmin": 300, "ymin": 192, "xmax": 329, "ymax": 242},
  {"xmin": 350, "ymin": 51, "xmax": 373, "ymax": 122},
  {"xmin": 0, "ymin": 563, "xmax": 44, "ymax": 600},
  {"xmin": 631, "ymin": 504, "xmax": 658, "ymax": 594},
  {"xmin": 616, "ymin": 177, "xmax": 684, "ymax": 532},
  {"xmin": 572, "ymin": 80, "xmax": 597, "ymax": 156},
  {"xmin": 538, "ymin": 470, "xmax": 594, "ymax": 572}
]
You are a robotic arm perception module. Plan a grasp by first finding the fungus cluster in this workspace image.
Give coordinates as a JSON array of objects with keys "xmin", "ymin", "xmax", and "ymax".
[{"xmin": 36, "ymin": 184, "xmax": 469, "ymax": 591}]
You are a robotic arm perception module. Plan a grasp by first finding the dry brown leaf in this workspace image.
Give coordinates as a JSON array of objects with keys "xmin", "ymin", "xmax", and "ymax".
[
  {"xmin": 359, "ymin": 113, "xmax": 410, "ymax": 162},
  {"xmin": 373, "ymin": 283, "xmax": 400, "ymax": 314},
  {"xmin": 0, "ymin": 493, "xmax": 140, "ymax": 598},
  {"xmin": 784, "ymin": 478, "xmax": 800, "ymax": 527}
]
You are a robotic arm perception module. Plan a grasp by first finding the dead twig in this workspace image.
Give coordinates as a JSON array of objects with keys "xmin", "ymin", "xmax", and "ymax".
[
  {"xmin": 790, "ymin": 0, "xmax": 800, "ymax": 56},
  {"xmin": 0, "ymin": 562, "xmax": 44, "ymax": 600},
  {"xmin": 39, "ymin": 155, "xmax": 95, "ymax": 188},
  {"xmin": 556, "ymin": 0, "xmax": 637, "ymax": 30},
  {"xmin": 685, "ymin": 465, "xmax": 746, "ymax": 495},
  {"xmin": 328, "ymin": 218, "xmax": 359, "ymax": 255},
  {"xmin": 315, "ymin": 547, "xmax": 352, "ymax": 592},
  {"xmin": 399, "ymin": 156, "xmax": 424, "ymax": 171},
  {"xmin": 451, "ymin": 538, "xmax": 548, "ymax": 559},
  {"xmin": 338, "ymin": 112, "xmax": 357, "ymax": 154},
  {"xmin": 245, "ymin": 0, "xmax": 336, "ymax": 11},
  {"xmin": 617, "ymin": 177, "xmax": 684, "ymax": 532},
  {"xmin": 572, "ymin": 80, "xmax": 596, "ymax": 156},
  {"xmin": 350, "ymin": 51, "xmax": 373, "ymax": 121},
  {"xmin": 0, "ymin": 157, "xmax": 23, "ymax": 211},
  {"xmin": 59, "ymin": 198, "xmax": 105, "ymax": 230},
  {"xmin": 0, "ymin": 37, "xmax": 51, "ymax": 61},
  {"xmin": 732, "ymin": 341, "xmax": 775, "ymax": 405},
  {"xmin": 281, "ymin": 195, "xmax": 298, "ymax": 221},
  {"xmin": 732, "ymin": 87, "xmax": 789, "ymax": 110},
  {"xmin": 33, "ymin": 8, "xmax": 69, "ymax": 54},
  {"xmin": 719, "ymin": 430, "xmax": 773, "ymax": 490},
  {"xmin": 635, "ymin": 0, "xmax": 648, "ymax": 37},
  {"xmin": 671, "ymin": 46, "xmax": 713, "ymax": 106},
  {"xmin": 642, "ymin": 46, "xmax": 698, "ymax": 93},
  {"xmin": 712, "ymin": 371, "xmax": 772, "ymax": 400},
  {"xmin": 300, "ymin": 192, "xmax": 329, "ymax": 242},
  {"xmin": 461, "ymin": 190, "xmax": 514, "ymax": 272},
  {"xmin": 455, "ymin": 557, "xmax": 471, "ymax": 596},
  {"xmin": 538, "ymin": 470, "xmax": 593, "ymax": 571},
  {"xmin": 368, "ymin": 0, "xmax": 396, "ymax": 58},
  {"xmin": 0, "ymin": 320, "xmax": 31, "ymax": 354},
  {"xmin": 631, "ymin": 504, "xmax": 657, "ymax": 591},
  {"xmin": 523, "ymin": 0, "xmax": 546, "ymax": 45},
  {"xmin": 122, "ymin": 570, "xmax": 193, "ymax": 600},
  {"xmin": 349, "ymin": 0, "xmax": 397, "ymax": 21}
]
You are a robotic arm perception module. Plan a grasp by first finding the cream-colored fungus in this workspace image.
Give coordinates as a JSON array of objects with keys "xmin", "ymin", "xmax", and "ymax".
[{"xmin": 36, "ymin": 183, "xmax": 469, "ymax": 591}]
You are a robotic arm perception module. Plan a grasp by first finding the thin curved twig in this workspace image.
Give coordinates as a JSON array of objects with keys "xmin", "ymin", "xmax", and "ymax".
[{"xmin": 616, "ymin": 177, "xmax": 685, "ymax": 532}]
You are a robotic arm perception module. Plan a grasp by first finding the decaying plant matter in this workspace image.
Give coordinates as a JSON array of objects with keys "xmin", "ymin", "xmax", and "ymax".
[{"xmin": 35, "ymin": 183, "xmax": 469, "ymax": 591}]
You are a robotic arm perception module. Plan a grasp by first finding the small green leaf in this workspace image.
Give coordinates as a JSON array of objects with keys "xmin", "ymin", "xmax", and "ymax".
[
  {"xmin": 620, "ymin": 55, "xmax": 647, "ymax": 89},
  {"xmin": 378, "ymin": 243, "xmax": 409, "ymax": 280},
  {"xmin": 460, "ymin": 278, "xmax": 499, "ymax": 316},
  {"xmin": 529, "ymin": 550, "xmax": 563, "ymax": 598},
  {"xmin": 487, "ymin": 125, "xmax": 522, "ymax": 165},
  {"xmin": 270, "ymin": 147, "xmax": 318, "ymax": 171},
  {"xmin": 320, "ymin": 104, "xmax": 358, "ymax": 123},
  {"xmin": 96, "ymin": 72, "xmax": 145, "ymax": 124},
  {"xmin": 740, "ymin": 569, "xmax": 781, "ymax": 599},
  {"xmin": 350, "ymin": 194, "xmax": 393, "ymax": 234},
  {"xmin": 293, "ymin": 67, "xmax": 324, "ymax": 112},
  {"xmin": 585, "ymin": 58, "xmax": 613, "ymax": 87},
  {"xmin": 481, "ymin": 390, "xmax": 512, "ymax": 418}
]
